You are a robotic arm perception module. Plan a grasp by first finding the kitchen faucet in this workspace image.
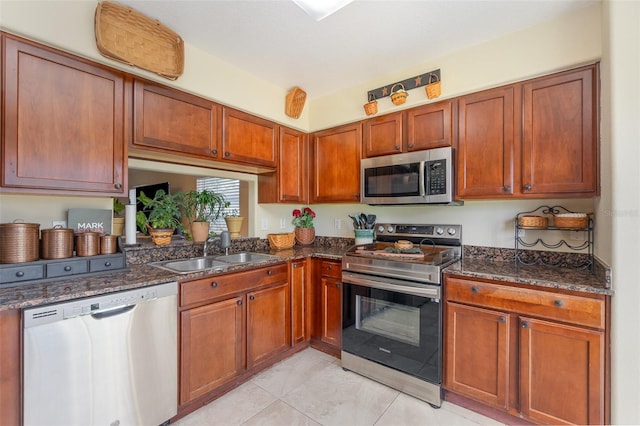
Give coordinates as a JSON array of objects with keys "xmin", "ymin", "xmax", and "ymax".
[{"xmin": 203, "ymin": 231, "xmax": 231, "ymax": 256}]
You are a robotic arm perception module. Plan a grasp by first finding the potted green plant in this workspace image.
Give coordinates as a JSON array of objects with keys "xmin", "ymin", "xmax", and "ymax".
[
  {"xmin": 223, "ymin": 202, "xmax": 244, "ymax": 238},
  {"xmin": 136, "ymin": 189, "xmax": 184, "ymax": 246},
  {"xmin": 182, "ymin": 189, "xmax": 226, "ymax": 243}
]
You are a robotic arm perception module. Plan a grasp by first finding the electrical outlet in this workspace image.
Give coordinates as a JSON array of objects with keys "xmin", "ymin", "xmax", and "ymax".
[
  {"xmin": 261, "ymin": 218, "xmax": 269, "ymax": 230},
  {"xmin": 280, "ymin": 218, "xmax": 287, "ymax": 229},
  {"xmin": 335, "ymin": 218, "xmax": 341, "ymax": 230},
  {"xmin": 517, "ymin": 229, "xmax": 525, "ymax": 238},
  {"xmin": 52, "ymin": 220, "xmax": 67, "ymax": 228}
]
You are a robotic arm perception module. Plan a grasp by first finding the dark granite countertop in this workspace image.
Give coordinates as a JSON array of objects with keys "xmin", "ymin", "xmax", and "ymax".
[
  {"xmin": 444, "ymin": 254, "xmax": 613, "ymax": 296},
  {"xmin": 0, "ymin": 244, "xmax": 348, "ymax": 311}
]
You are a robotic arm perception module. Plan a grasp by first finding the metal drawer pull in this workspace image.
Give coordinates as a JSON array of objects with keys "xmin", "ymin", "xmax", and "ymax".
[
  {"xmin": 237, "ymin": 300, "xmax": 242, "ymax": 306},
  {"xmin": 553, "ymin": 299, "xmax": 564, "ymax": 307},
  {"xmin": 104, "ymin": 262, "xmax": 111, "ymax": 267},
  {"xmin": 64, "ymin": 266, "xmax": 72, "ymax": 272},
  {"xmin": 521, "ymin": 321, "xmax": 529, "ymax": 328},
  {"xmin": 471, "ymin": 287, "xmax": 478, "ymax": 294},
  {"xmin": 16, "ymin": 271, "xmax": 24, "ymax": 277},
  {"xmin": 267, "ymin": 270, "xmax": 273, "ymax": 276},
  {"xmin": 211, "ymin": 282, "xmax": 218, "ymax": 288},
  {"xmin": 249, "ymin": 295, "xmax": 255, "ymax": 301},
  {"xmin": 499, "ymin": 316, "xmax": 506, "ymax": 323}
]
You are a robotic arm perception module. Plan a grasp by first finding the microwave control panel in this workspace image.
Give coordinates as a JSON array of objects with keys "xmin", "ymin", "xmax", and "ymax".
[{"xmin": 427, "ymin": 159, "xmax": 447, "ymax": 195}]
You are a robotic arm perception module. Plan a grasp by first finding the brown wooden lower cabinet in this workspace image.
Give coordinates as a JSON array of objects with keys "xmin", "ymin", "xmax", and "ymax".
[
  {"xmin": 290, "ymin": 260, "xmax": 310, "ymax": 346},
  {"xmin": 0, "ymin": 309, "xmax": 21, "ymax": 425},
  {"xmin": 443, "ymin": 274, "xmax": 608, "ymax": 425},
  {"xmin": 178, "ymin": 263, "xmax": 290, "ymax": 407},
  {"xmin": 311, "ymin": 259, "xmax": 342, "ymax": 355}
]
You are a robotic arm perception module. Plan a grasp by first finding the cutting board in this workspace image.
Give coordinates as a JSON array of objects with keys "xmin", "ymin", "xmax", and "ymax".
[{"xmin": 355, "ymin": 249, "xmax": 425, "ymax": 259}]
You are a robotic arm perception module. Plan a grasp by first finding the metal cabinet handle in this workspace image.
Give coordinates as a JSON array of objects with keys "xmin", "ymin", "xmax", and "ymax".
[
  {"xmin": 553, "ymin": 299, "xmax": 564, "ymax": 307},
  {"xmin": 211, "ymin": 282, "xmax": 218, "ymax": 288},
  {"xmin": 104, "ymin": 261, "xmax": 111, "ymax": 267},
  {"xmin": 521, "ymin": 321, "xmax": 529, "ymax": 328},
  {"xmin": 249, "ymin": 295, "xmax": 255, "ymax": 301},
  {"xmin": 114, "ymin": 183, "xmax": 122, "ymax": 190},
  {"xmin": 327, "ymin": 264, "xmax": 332, "ymax": 270},
  {"xmin": 212, "ymin": 149, "xmax": 218, "ymax": 155},
  {"xmin": 237, "ymin": 300, "xmax": 242, "ymax": 306},
  {"xmin": 407, "ymin": 143, "xmax": 414, "ymax": 148},
  {"xmin": 499, "ymin": 316, "xmax": 506, "ymax": 323},
  {"xmin": 225, "ymin": 152, "xmax": 230, "ymax": 157},
  {"xmin": 471, "ymin": 286, "xmax": 478, "ymax": 294},
  {"xmin": 64, "ymin": 266, "xmax": 72, "ymax": 272},
  {"xmin": 16, "ymin": 271, "xmax": 24, "ymax": 277},
  {"xmin": 267, "ymin": 270, "xmax": 273, "ymax": 276},
  {"xmin": 503, "ymin": 186, "xmax": 511, "ymax": 192},
  {"xmin": 394, "ymin": 145, "xmax": 401, "ymax": 151},
  {"xmin": 524, "ymin": 184, "xmax": 532, "ymax": 191},
  {"xmin": 293, "ymin": 264, "xmax": 299, "ymax": 269},
  {"xmin": 336, "ymin": 283, "xmax": 341, "ymax": 289}
]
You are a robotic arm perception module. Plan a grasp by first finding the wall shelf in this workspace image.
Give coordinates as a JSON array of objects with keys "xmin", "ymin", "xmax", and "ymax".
[{"xmin": 515, "ymin": 205, "xmax": 593, "ymax": 271}]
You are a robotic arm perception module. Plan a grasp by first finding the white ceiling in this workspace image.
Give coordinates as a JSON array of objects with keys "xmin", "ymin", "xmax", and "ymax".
[{"xmin": 122, "ymin": 0, "xmax": 597, "ymax": 99}]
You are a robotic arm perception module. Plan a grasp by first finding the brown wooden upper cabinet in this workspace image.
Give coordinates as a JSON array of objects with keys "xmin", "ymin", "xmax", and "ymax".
[
  {"xmin": 222, "ymin": 108, "xmax": 278, "ymax": 168},
  {"xmin": 362, "ymin": 100, "xmax": 452, "ymax": 158},
  {"xmin": 521, "ymin": 65, "xmax": 598, "ymax": 196},
  {"xmin": 258, "ymin": 126, "xmax": 308, "ymax": 203},
  {"xmin": 310, "ymin": 122, "xmax": 362, "ymax": 203},
  {"xmin": 456, "ymin": 86, "xmax": 516, "ymax": 198},
  {"xmin": 132, "ymin": 79, "xmax": 221, "ymax": 159},
  {"xmin": 456, "ymin": 64, "xmax": 598, "ymax": 199},
  {"xmin": 1, "ymin": 33, "xmax": 127, "ymax": 195}
]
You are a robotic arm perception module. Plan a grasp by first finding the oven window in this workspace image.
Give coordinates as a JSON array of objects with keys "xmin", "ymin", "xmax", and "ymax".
[
  {"xmin": 356, "ymin": 295, "xmax": 420, "ymax": 347},
  {"xmin": 364, "ymin": 163, "xmax": 421, "ymax": 197}
]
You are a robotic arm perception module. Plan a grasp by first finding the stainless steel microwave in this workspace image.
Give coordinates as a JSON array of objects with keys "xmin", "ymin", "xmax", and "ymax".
[{"xmin": 361, "ymin": 147, "xmax": 455, "ymax": 205}]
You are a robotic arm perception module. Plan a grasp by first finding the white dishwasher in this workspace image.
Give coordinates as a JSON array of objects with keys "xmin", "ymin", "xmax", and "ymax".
[{"xmin": 23, "ymin": 281, "xmax": 178, "ymax": 426}]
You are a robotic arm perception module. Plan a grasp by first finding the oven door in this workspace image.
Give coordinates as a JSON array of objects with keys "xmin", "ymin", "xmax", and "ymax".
[{"xmin": 341, "ymin": 271, "xmax": 442, "ymax": 385}]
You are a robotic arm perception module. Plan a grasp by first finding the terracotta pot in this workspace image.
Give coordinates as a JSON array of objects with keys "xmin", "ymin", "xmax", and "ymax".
[
  {"xmin": 224, "ymin": 217, "xmax": 244, "ymax": 238},
  {"xmin": 295, "ymin": 227, "xmax": 315, "ymax": 245},
  {"xmin": 190, "ymin": 221, "xmax": 211, "ymax": 243}
]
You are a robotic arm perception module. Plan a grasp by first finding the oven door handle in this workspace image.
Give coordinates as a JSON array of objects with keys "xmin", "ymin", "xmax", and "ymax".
[{"xmin": 342, "ymin": 272, "xmax": 440, "ymax": 299}]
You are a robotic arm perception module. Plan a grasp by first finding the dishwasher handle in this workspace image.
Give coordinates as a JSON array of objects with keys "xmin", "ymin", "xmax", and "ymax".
[{"xmin": 90, "ymin": 304, "xmax": 136, "ymax": 319}]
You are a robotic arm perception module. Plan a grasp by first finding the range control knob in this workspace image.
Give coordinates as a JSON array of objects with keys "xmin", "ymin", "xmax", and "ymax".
[
  {"xmin": 435, "ymin": 227, "xmax": 444, "ymax": 235},
  {"xmin": 377, "ymin": 225, "xmax": 385, "ymax": 233},
  {"xmin": 387, "ymin": 226, "xmax": 395, "ymax": 233},
  {"xmin": 447, "ymin": 227, "xmax": 457, "ymax": 235}
]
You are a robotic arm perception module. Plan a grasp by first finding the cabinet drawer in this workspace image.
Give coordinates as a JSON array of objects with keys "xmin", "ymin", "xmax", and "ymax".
[
  {"xmin": 319, "ymin": 260, "xmax": 341, "ymax": 278},
  {"xmin": 0, "ymin": 264, "xmax": 44, "ymax": 284},
  {"xmin": 445, "ymin": 276, "xmax": 604, "ymax": 329},
  {"xmin": 46, "ymin": 259, "xmax": 88, "ymax": 278},
  {"xmin": 180, "ymin": 263, "xmax": 288, "ymax": 307},
  {"xmin": 89, "ymin": 256, "xmax": 125, "ymax": 272}
]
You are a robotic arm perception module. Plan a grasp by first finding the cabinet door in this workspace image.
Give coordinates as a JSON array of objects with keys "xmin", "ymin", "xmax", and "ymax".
[
  {"xmin": 291, "ymin": 260, "xmax": 309, "ymax": 345},
  {"xmin": 519, "ymin": 317, "xmax": 604, "ymax": 425},
  {"xmin": 363, "ymin": 112, "xmax": 403, "ymax": 157},
  {"xmin": 406, "ymin": 100, "xmax": 453, "ymax": 150},
  {"xmin": 522, "ymin": 66, "xmax": 597, "ymax": 196},
  {"xmin": 2, "ymin": 35, "xmax": 126, "ymax": 195},
  {"xmin": 133, "ymin": 79, "xmax": 221, "ymax": 159},
  {"xmin": 310, "ymin": 123, "xmax": 362, "ymax": 203},
  {"xmin": 320, "ymin": 275, "xmax": 342, "ymax": 348},
  {"xmin": 246, "ymin": 282, "xmax": 291, "ymax": 369},
  {"xmin": 456, "ymin": 86, "xmax": 515, "ymax": 198},
  {"xmin": 180, "ymin": 297, "xmax": 243, "ymax": 404},
  {"xmin": 0, "ymin": 309, "xmax": 21, "ymax": 426},
  {"xmin": 444, "ymin": 302, "xmax": 510, "ymax": 410},
  {"xmin": 222, "ymin": 108, "xmax": 278, "ymax": 167}
]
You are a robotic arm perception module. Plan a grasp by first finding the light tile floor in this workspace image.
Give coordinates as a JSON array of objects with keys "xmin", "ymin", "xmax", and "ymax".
[{"xmin": 175, "ymin": 348, "xmax": 505, "ymax": 426}]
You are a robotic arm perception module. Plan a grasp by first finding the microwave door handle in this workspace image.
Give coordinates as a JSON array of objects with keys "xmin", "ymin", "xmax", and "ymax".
[{"xmin": 419, "ymin": 161, "xmax": 426, "ymax": 197}]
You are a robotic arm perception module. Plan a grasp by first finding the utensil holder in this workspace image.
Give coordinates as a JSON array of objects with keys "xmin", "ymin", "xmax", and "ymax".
[{"xmin": 354, "ymin": 229, "xmax": 374, "ymax": 245}]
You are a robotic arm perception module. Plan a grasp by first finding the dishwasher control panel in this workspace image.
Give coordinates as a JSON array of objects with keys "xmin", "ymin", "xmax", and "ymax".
[{"xmin": 24, "ymin": 282, "xmax": 177, "ymax": 328}]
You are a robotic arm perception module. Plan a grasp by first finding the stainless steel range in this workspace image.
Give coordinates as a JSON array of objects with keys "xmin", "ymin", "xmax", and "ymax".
[{"xmin": 341, "ymin": 223, "xmax": 462, "ymax": 408}]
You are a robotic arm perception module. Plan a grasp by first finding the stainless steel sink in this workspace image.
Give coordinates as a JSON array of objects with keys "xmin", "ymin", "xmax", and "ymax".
[
  {"xmin": 151, "ymin": 256, "xmax": 231, "ymax": 274},
  {"xmin": 214, "ymin": 252, "xmax": 279, "ymax": 264}
]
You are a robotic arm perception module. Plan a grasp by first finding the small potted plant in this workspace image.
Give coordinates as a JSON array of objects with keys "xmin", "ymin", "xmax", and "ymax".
[
  {"xmin": 182, "ymin": 190, "xmax": 226, "ymax": 243},
  {"xmin": 136, "ymin": 189, "xmax": 184, "ymax": 246},
  {"xmin": 112, "ymin": 197, "xmax": 126, "ymax": 236},
  {"xmin": 292, "ymin": 207, "xmax": 316, "ymax": 245},
  {"xmin": 223, "ymin": 202, "xmax": 244, "ymax": 238}
]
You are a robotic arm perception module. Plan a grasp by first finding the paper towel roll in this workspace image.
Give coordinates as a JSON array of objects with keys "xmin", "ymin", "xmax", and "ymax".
[{"xmin": 125, "ymin": 204, "xmax": 137, "ymax": 245}]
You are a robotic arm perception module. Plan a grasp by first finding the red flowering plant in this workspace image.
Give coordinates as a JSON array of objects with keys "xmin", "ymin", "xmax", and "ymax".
[{"xmin": 292, "ymin": 207, "xmax": 316, "ymax": 228}]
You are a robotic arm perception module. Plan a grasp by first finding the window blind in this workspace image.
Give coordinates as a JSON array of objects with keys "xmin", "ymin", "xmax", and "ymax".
[{"xmin": 196, "ymin": 177, "xmax": 240, "ymax": 234}]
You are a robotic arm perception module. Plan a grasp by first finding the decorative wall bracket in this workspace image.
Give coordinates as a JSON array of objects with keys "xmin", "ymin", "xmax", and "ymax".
[{"xmin": 367, "ymin": 69, "xmax": 441, "ymax": 101}]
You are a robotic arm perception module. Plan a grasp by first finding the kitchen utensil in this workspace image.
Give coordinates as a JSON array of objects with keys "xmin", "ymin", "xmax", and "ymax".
[
  {"xmin": 366, "ymin": 214, "xmax": 376, "ymax": 229},
  {"xmin": 360, "ymin": 213, "xmax": 368, "ymax": 228},
  {"xmin": 348, "ymin": 215, "xmax": 360, "ymax": 229}
]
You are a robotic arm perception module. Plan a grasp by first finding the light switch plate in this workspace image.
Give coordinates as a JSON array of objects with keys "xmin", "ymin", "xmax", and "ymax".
[
  {"xmin": 261, "ymin": 218, "xmax": 269, "ymax": 230},
  {"xmin": 280, "ymin": 218, "xmax": 287, "ymax": 229}
]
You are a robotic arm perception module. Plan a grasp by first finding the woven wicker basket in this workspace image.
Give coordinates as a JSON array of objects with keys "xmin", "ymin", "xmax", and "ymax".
[
  {"xmin": 425, "ymin": 73, "xmax": 441, "ymax": 99},
  {"xmin": 518, "ymin": 215, "xmax": 548, "ymax": 229},
  {"xmin": 95, "ymin": 1, "xmax": 184, "ymax": 80},
  {"xmin": 553, "ymin": 215, "xmax": 589, "ymax": 229},
  {"xmin": 390, "ymin": 83, "xmax": 408, "ymax": 105},
  {"xmin": 285, "ymin": 87, "xmax": 307, "ymax": 118},
  {"xmin": 41, "ymin": 226, "xmax": 74, "ymax": 259},
  {"xmin": 0, "ymin": 222, "xmax": 40, "ymax": 263},
  {"xmin": 268, "ymin": 233, "xmax": 295, "ymax": 250},
  {"xmin": 149, "ymin": 229, "xmax": 174, "ymax": 246},
  {"xmin": 364, "ymin": 99, "xmax": 378, "ymax": 116}
]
